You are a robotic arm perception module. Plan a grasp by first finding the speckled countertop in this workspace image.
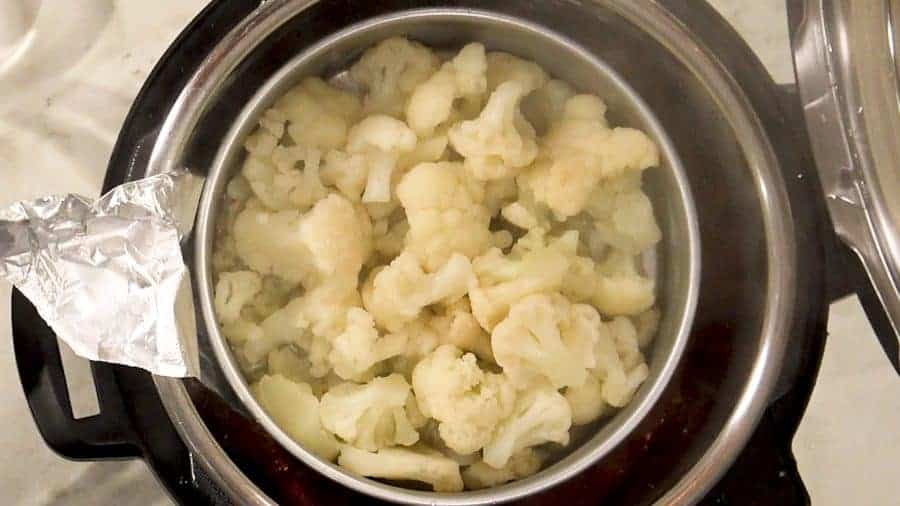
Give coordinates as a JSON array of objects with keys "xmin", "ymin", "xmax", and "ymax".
[{"xmin": 0, "ymin": 1, "xmax": 897, "ymax": 505}]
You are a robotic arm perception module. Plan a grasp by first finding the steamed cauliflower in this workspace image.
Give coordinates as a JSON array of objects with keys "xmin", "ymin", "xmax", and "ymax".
[
  {"xmin": 339, "ymin": 445, "xmax": 464, "ymax": 492},
  {"xmin": 448, "ymin": 81, "xmax": 539, "ymax": 181},
  {"xmin": 319, "ymin": 374, "xmax": 420, "ymax": 451},
  {"xmin": 396, "ymin": 161, "xmax": 493, "ymax": 271},
  {"xmin": 362, "ymin": 252, "xmax": 475, "ymax": 332},
  {"xmin": 213, "ymin": 38, "xmax": 663, "ymax": 493},
  {"xmin": 253, "ymin": 375, "xmax": 340, "ymax": 460},
  {"xmin": 491, "ymin": 293, "xmax": 601, "ymax": 389},
  {"xmin": 350, "ymin": 37, "xmax": 441, "ymax": 117},
  {"xmin": 329, "ymin": 308, "xmax": 407, "ymax": 381},
  {"xmin": 412, "ymin": 345, "xmax": 516, "ymax": 455},
  {"xmin": 469, "ymin": 230, "xmax": 578, "ymax": 331},
  {"xmin": 463, "ymin": 448, "xmax": 543, "ymax": 489},
  {"xmin": 482, "ymin": 384, "xmax": 572, "ymax": 469},
  {"xmin": 523, "ymin": 95, "xmax": 659, "ymax": 219},
  {"xmin": 406, "ymin": 42, "xmax": 487, "ymax": 136}
]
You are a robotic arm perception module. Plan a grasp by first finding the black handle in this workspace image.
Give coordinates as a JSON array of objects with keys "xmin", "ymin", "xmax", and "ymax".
[{"xmin": 11, "ymin": 288, "xmax": 142, "ymax": 461}]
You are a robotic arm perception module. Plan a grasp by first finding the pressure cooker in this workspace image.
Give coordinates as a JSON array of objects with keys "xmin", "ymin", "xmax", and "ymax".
[{"xmin": 11, "ymin": 0, "xmax": 899, "ymax": 504}]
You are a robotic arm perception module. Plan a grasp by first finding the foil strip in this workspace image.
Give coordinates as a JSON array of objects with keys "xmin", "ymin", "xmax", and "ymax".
[{"xmin": 0, "ymin": 170, "xmax": 204, "ymax": 377}]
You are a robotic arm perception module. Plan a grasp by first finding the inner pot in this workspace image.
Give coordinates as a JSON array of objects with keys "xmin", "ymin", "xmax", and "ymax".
[
  {"xmin": 191, "ymin": 7, "xmax": 699, "ymax": 504},
  {"xmin": 143, "ymin": 0, "xmax": 798, "ymax": 504}
]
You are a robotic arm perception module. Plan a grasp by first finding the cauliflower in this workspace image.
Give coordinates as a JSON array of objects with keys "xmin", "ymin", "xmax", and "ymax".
[
  {"xmin": 362, "ymin": 252, "xmax": 475, "ymax": 332},
  {"xmin": 448, "ymin": 81, "xmax": 539, "ymax": 181},
  {"xmin": 523, "ymin": 94, "xmax": 659, "ymax": 219},
  {"xmin": 319, "ymin": 374, "xmax": 420, "ymax": 451},
  {"xmin": 396, "ymin": 162, "xmax": 493, "ymax": 271},
  {"xmin": 585, "ymin": 173, "xmax": 661, "ymax": 255},
  {"xmin": 350, "ymin": 37, "xmax": 441, "ymax": 116},
  {"xmin": 338, "ymin": 445, "xmax": 464, "ymax": 493},
  {"xmin": 299, "ymin": 193, "xmax": 372, "ymax": 279},
  {"xmin": 252, "ymin": 375, "xmax": 340, "ymax": 460},
  {"xmin": 522, "ymin": 78, "xmax": 576, "ymax": 135},
  {"xmin": 242, "ymin": 138, "xmax": 329, "ymax": 212},
  {"xmin": 412, "ymin": 345, "xmax": 516, "ymax": 454},
  {"xmin": 243, "ymin": 276, "xmax": 361, "ymax": 375},
  {"xmin": 329, "ymin": 308, "xmax": 407, "ymax": 381},
  {"xmin": 462, "ymin": 448, "xmax": 542, "ymax": 489},
  {"xmin": 485, "ymin": 51, "xmax": 548, "ymax": 93},
  {"xmin": 482, "ymin": 384, "xmax": 572, "ymax": 469},
  {"xmin": 592, "ymin": 316, "xmax": 649, "ymax": 407},
  {"xmin": 214, "ymin": 271, "xmax": 262, "ymax": 323},
  {"xmin": 232, "ymin": 194, "xmax": 370, "ymax": 285},
  {"xmin": 469, "ymin": 230, "xmax": 578, "ymax": 331},
  {"xmin": 430, "ymin": 298, "xmax": 493, "ymax": 361},
  {"xmin": 563, "ymin": 249, "xmax": 655, "ymax": 316},
  {"xmin": 275, "ymin": 77, "xmax": 362, "ymax": 151},
  {"xmin": 491, "ymin": 293, "xmax": 601, "ymax": 389},
  {"xmin": 406, "ymin": 43, "xmax": 487, "ymax": 136},
  {"xmin": 232, "ymin": 205, "xmax": 313, "ymax": 284},
  {"xmin": 564, "ymin": 374, "xmax": 608, "ymax": 425},
  {"xmin": 343, "ymin": 114, "xmax": 418, "ymax": 203}
]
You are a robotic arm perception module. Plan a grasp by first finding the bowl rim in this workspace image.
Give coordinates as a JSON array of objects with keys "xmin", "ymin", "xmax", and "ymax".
[{"xmin": 190, "ymin": 7, "xmax": 700, "ymax": 504}]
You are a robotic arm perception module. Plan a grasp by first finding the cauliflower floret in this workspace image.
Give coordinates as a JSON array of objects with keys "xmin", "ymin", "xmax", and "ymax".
[
  {"xmin": 243, "ymin": 276, "xmax": 360, "ymax": 375},
  {"xmin": 397, "ymin": 134, "xmax": 449, "ymax": 172},
  {"xmin": 232, "ymin": 205, "xmax": 313, "ymax": 284},
  {"xmin": 233, "ymin": 194, "xmax": 370, "ymax": 285},
  {"xmin": 448, "ymin": 81, "xmax": 539, "ymax": 181},
  {"xmin": 592, "ymin": 316, "xmax": 649, "ymax": 407},
  {"xmin": 275, "ymin": 77, "xmax": 362, "ymax": 151},
  {"xmin": 563, "ymin": 250, "xmax": 655, "ymax": 316},
  {"xmin": 491, "ymin": 293, "xmax": 601, "ymax": 389},
  {"xmin": 319, "ymin": 374, "xmax": 420, "ymax": 451},
  {"xmin": 482, "ymin": 384, "xmax": 572, "ymax": 469},
  {"xmin": 338, "ymin": 445, "xmax": 464, "ymax": 492},
  {"xmin": 214, "ymin": 271, "xmax": 262, "ymax": 323},
  {"xmin": 252, "ymin": 375, "xmax": 340, "ymax": 460},
  {"xmin": 430, "ymin": 298, "xmax": 493, "ymax": 362},
  {"xmin": 485, "ymin": 51, "xmax": 548, "ymax": 93},
  {"xmin": 469, "ymin": 230, "xmax": 578, "ymax": 331},
  {"xmin": 406, "ymin": 43, "xmax": 487, "ymax": 136},
  {"xmin": 584, "ymin": 174, "xmax": 661, "ymax": 255},
  {"xmin": 522, "ymin": 78, "xmax": 576, "ymax": 135},
  {"xmin": 350, "ymin": 37, "xmax": 441, "ymax": 116},
  {"xmin": 396, "ymin": 162, "xmax": 493, "ymax": 271},
  {"xmin": 242, "ymin": 121, "xmax": 330, "ymax": 211},
  {"xmin": 563, "ymin": 374, "xmax": 608, "ymax": 425},
  {"xmin": 329, "ymin": 308, "xmax": 407, "ymax": 381},
  {"xmin": 462, "ymin": 448, "xmax": 542, "ymax": 489},
  {"xmin": 343, "ymin": 115, "xmax": 418, "ymax": 203},
  {"xmin": 299, "ymin": 193, "xmax": 372, "ymax": 279},
  {"xmin": 363, "ymin": 252, "xmax": 475, "ymax": 332},
  {"xmin": 412, "ymin": 345, "xmax": 516, "ymax": 454},
  {"xmin": 523, "ymin": 95, "xmax": 659, "ymax": 219}
]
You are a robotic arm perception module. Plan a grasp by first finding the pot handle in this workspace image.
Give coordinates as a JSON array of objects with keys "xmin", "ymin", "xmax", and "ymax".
[{"xmin": 11, "ymin": 289, "xmax": 142, "ymax": 460}]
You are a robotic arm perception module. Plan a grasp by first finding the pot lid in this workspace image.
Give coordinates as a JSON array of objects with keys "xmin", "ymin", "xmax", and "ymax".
[{"xmin": 791, "ymin": 0, "xmax": 900, "ymax": 346}]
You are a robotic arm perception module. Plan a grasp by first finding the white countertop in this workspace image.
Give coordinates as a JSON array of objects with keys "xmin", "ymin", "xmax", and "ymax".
[{"xmin": 0, "ymin": 1, "xmax": 897, "ymax": 504}]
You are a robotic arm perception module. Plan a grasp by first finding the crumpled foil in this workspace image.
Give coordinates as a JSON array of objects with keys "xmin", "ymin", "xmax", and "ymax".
[{"xmin": 0, "ymin": 171, "xmax": 204, "ymax": 377}]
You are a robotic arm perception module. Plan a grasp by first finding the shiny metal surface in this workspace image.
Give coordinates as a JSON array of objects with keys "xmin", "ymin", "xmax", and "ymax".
[
  {"xmin": 145, "ymin": 0, "xmax": 798, "ymax": 504},
  {"xmin": 0, "ymin": 170, "xmax": 203, "ymax": 377},
  {"xmin": 791, "ymin": 0, "xmax": 900, "ymax": 350}
]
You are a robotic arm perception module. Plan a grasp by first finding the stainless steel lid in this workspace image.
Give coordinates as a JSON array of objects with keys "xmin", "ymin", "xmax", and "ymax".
[{"xmin": 791, "ymin": 0, "xmax": 900, "ymax": 349}]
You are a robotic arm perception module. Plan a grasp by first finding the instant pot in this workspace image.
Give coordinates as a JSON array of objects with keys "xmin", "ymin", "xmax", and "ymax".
[{"xmin": 11, "ymin": 0, "xmax": 900, "ymax": 504}]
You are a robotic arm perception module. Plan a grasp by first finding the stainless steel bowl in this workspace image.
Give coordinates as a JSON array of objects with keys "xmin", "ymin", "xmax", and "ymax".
[
  {"xmin": 146, "ymin": 1, "xmax": 796, "ymax": 504},
  {"xmin": 189, "ymin": 7, "xmax": 700, "ymax": 505}
]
